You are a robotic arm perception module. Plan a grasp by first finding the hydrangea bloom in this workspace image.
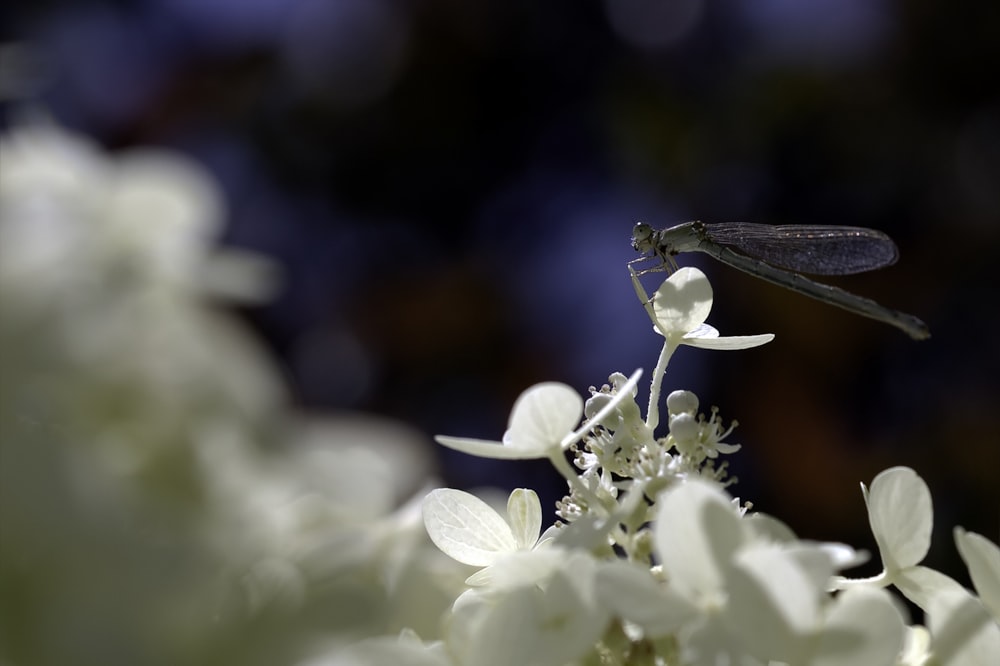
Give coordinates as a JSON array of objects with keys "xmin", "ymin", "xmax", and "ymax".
[
  {"xmin": 0, "ymin": 119, "xmax": 276, "ymax": 304},
  {"xmin": 408, "ymin": 266, "xmax": 999, "ymax": 666},
  {"xmin": 7, "ymin": 121, "xmax": 991, "ymax": 666}
]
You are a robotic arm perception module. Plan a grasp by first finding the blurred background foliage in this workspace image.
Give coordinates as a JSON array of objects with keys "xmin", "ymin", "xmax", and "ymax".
[{"xmin": 1, "ymin": 0, "xmax": 998, "ymax": 662}]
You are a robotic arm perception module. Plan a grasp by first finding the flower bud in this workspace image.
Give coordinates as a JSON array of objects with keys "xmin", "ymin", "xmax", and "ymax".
[
  {"xmin": 666, "ymin": 390, "xmax": 699, "ymax": 417},
  {"xmin": 668, "ymin": 412, "xmax": 699, "ymax": 447}
]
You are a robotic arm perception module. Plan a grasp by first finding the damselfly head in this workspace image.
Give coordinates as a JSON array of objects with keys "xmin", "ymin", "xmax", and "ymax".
[{"xmin": 631, "ymin": 222, "xmax": 656, "ymax": 252}]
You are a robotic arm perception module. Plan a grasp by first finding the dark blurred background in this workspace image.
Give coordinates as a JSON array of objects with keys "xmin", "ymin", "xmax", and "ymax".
[{"xmin": 3, "ymin": 0, "xmax": 998, "ymax": 581}]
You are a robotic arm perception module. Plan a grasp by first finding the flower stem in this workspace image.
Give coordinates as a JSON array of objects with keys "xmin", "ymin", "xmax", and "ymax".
[{"xmin": 645, "ymin": 340, "xmax": 676, "ymax": 433}]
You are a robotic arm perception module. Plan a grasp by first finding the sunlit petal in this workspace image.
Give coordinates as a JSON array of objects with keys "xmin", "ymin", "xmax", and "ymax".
[
  {"xmin": 652, "ymin": 266, "xmax": 713, "ymax": 335},
  {"xmin": 422, "ymin": 488, "xmax": 516, "ymax": 566},
  {"xmin": 864, "ymin": 467, "xmax": 933, "ymax": 573}
]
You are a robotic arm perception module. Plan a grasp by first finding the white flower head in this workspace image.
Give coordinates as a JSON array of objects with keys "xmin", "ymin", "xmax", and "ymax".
[
  {"xmin": 650, "ymin": 266, "xmax": 773, "ymax": 350},
  {"xmin": 435, "ymin": 369, "xmax": 642, "ymax": 460},
  {"xmin": 422, "ymin": 487, "xmax": 542, "ymax": 568}
]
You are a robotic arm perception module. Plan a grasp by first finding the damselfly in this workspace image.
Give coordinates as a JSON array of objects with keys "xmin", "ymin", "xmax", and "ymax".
[{"xmin": 631, "ymin": 221, "xmax": 929, "ymax": 340}]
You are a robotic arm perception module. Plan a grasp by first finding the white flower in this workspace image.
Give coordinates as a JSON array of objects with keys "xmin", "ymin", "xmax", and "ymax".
[
  {"xmin": 593, "ymin": 559, "xmax": 700, "ymax": 638},
  {"xmin": 636, "ymin": 268, "xmax": 772, "ymax": 433},
  {"xmin": 435, "ymin": 369, "xmax": 642, "ymax": 460},
  {"xmin": 724, "ymin": 547, "xmax": 904, "ymax": 665},
  {"xmin": 840, "ymin": 467, "xmax": 940, "ymax": 601},
  {"xmin": 444, "ymin": 556, "xmax": 609, "ymax": 666},
  {"xmin": 423, "ymin": 487, "xmax": 613, "ymax": 666},
  {"xmin": 845, "ymin": 467, "xmax": 1000, "ymax": 665},
  {"xmin": 649, "ymin": 267, "xmax": 773, "ymax": 350},
  {"xmin": 0, "ymin": 120, "xmax": 276, "ymax": 303},
  {"xmin": 422, "ymin": 488, "xmax": 543, "ymax": 568},
  {"xmin": 861, "ymin": 466, "xmax": 934, "ymax": 582},
  {"xmin": 653, "ymin": 478, "xmax": 904, "ymax": 665}
]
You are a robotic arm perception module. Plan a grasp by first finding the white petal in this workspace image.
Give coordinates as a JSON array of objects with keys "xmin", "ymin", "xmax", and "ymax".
[
  {"xmin": 745, "ymin": 512, "xmax": 798, "ymax": 544},
  {"xmin": 899, "ymin": 626, "xmax": 933, "ymax": 666},
  {"xmin": 686, "ymin": 322, "xmax": 719, "ymax": 338},
  {"xmin": 955, "ymin": 528, "xmax": 1000, "ymax": 622},
  {"xmin": 865, "ymin": 467, "xmax": 933, "ymax": 572},
  {"xmin": 434, "ymin": 382, "xmax": 585, "ymax": 460},
  {"xmin": 435, "ymin": 372, "xmax": 643, "ymax": 461},
  {"xmin": 682, "ymin": 613, "xmax": 751, "ymax": 665},
  {"xmin": 781, "ymin": 542, "xmax": 839, "ymax": 592},
  {"xmin": 812, "ymin": 587, "xmax": 905, "ymax": 666},
  {"xmin": 447, "ymin": 566, "xmax": 608, "ymax": 666},
  {"xmin": 594, "ymin": 560, "xmax": 700, "ymax": 637},
  {"xmin": 546, "ymin": 514, "xmax": 612, "ymax": 551},
  {"xmin": 422, "ymin": 488, "xmax": 516, "ymax": 566},
  {"xmin": 653, "ymin": 479, "xmax": 747, "ymax": 600},
  {"xmin": 816, "ymin": 541, "xmax": 870, "ymax": 572},
  {"xmin": 434, "ymin": 435, "xmax": 545, "ymax": 460},
  {"xmin": 725, "ymin": 544, "xmax": 819, "ymax": 660},
  {"xmin": 683, "ymin": 333, "xmax": 775, "ymax": 350},
  {"xmin": 507, "ymin": 488, "xmax": 542, "ymax": 551},
  {"xmin": 919, "ymin": 582, "xmax": 1000, "ymax": 666},
  {"xmin": 652, "ymin": 266, "xmax": 713, "ymax": 335},
  {"xmin": 893, "ymin": 564, "xmax": 966, "ymax": 614},
  {"xmin": 505, "ymin": 382, "xmax": 583, "ymax": 454},
  {"xmin": 465, "ymin": 549, "xmax": 567, "ymax": 589}
]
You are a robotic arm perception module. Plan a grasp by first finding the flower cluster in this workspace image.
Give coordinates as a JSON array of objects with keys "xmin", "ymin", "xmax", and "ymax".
[
  {"xmin": 3, "ymin": 118, "xmax": 996, "ymax": 666},
  {"xmin": 0, "ymin": 120, "xmax": 466, "ymax": 666},
  {"xmin": 399, "ymin": 267, "xmax": 999, "ymax": 665}
]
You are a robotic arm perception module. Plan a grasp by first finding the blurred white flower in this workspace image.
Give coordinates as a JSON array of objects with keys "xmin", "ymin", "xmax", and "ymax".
[
  {"xmin": 200, "ymin": 414, "xmax": 464, "ymax": 632},
  {"xmin": 955, "ymin": 527, "xmax": 1000, "ymax": 623},
  {"xmin": 0, "ymin": 119, "xmax": 276, "ymax": 305},
  {"xmin": 445, "ymin": 552, "xmax": 609, "ymax": 666},
  {"xmin": 304, "ymin": 631, "xmax": 450, "ymax": 666},
  {"xmin": 593, "ymin": 559, "xmax": 700, "ymax": 638},
  {"xmin": 0, "ymin": 119, "xmax": 287, "ymax": 472},
  {"xmin": 897, "ymin": 626, "xmax": 933, "ymax": 666}
]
